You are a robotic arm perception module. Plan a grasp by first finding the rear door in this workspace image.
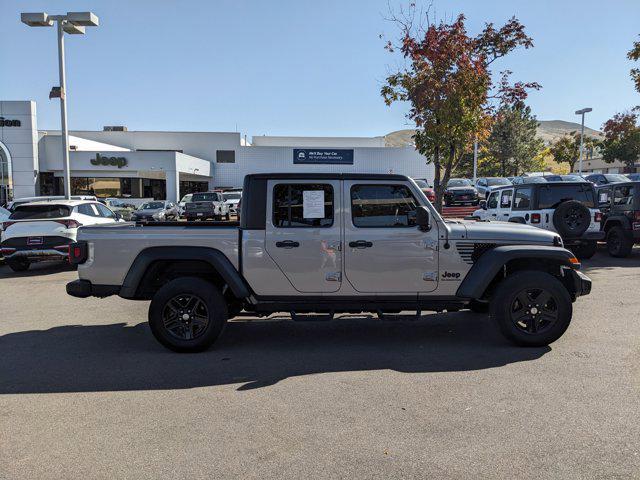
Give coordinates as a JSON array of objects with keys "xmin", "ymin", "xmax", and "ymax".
[
  {"xmin": 343, "ymin": 180, "xmax": 439, "ymax": 293},
  {"xmin": 265, "ymin": 180, "xmax": 342, "ymax": 293},
  {"xmin": 496, "ymin": 188, "xmax": 513, "ymax": 221}
]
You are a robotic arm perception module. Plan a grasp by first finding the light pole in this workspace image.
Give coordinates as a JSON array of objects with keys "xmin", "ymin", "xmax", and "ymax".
[
  {"xmin": 21, "ymin": 12, "xmax": 99, "ymax": 200},
  {"xmin": 575, "ymin": 107, "xmax": 592, "ymax": 174}
]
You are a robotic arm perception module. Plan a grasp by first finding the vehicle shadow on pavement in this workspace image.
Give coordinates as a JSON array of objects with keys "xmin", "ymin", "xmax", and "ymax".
[
  {"xmin": 581, "ymin": 247, "xmax": 640, "ymax": 274},
  {"xmin": 0, "ymin": 262, "xmax": 73, "ymax": 279},
  {"xmin": 0, "ymin": 312, "xmax": 550, "ymax": 394}
]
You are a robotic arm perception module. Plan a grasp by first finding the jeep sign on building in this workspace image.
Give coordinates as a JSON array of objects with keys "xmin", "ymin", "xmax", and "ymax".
[{"xmin": 0, "ymin": 100, "xmax": 434, "ymax": 203}]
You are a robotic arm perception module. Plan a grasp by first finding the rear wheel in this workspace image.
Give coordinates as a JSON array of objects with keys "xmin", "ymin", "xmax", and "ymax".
[
  {"xmin": 606, "ymin": 226, "xmax": 633, "ymax": 258},
  {"xmin": 490, "ymin": 271, "xmax": 572, "ymax": 347},
  {"xmin": 148, "ymin": 277, "xmax": 228, "ymax": 352},
  {"xmin": 571, "ymin": 240, "xmax": 597, "ymax": 259},
  {"xmin": 7, "ymin": 258, "xmax": 30, "ymax": 272}
]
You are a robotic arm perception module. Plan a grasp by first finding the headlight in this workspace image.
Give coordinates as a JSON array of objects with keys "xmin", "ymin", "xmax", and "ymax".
[{"xmin": 152, "ymin": 211, "xmax": 164, "ymax": 220}]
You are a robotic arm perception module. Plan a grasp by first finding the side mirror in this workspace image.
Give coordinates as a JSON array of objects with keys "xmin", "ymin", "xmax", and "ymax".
[
  {"xmin": 479, "ymin": 200, "xmax": 487, "ymax": 210},
  {"xmin": 416, "ymin": 206, "xmax": 431, "ymax": 231}
]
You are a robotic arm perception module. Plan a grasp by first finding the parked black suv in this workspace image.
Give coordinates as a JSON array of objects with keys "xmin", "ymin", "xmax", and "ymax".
[{"xmin": 596, "ymin": 181, "xmax": 640, "ymax": 257}]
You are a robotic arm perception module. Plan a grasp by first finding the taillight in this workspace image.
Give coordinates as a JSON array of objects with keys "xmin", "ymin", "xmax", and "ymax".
[
  {"xmin": 594, "ymin": 212, "xmax": 603, "ymax": 222},
  {"xmin": 531, "ymin": 213, "xmax": 541, "ymax": 224},
  {"xmin": 0, "ymin": 247, "xmax": 16, "ymax": 255},
  {"xmin": 1, "ymin": 221, "xmax": 16, "ymax": 231},
  {"xmin": 54, "ymin": 219, "xmax": 82, "ymax": 229},
  {"xmin": 634, "ymin": 211, "xmax": 640, "ymax": 221},
  {"xmin": 68, "ymin": 241, "xmax": 88, "ymax": 264}
]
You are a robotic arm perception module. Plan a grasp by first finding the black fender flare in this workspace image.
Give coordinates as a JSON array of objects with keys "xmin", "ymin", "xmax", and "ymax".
[
  {"xmin": 603, "ymin": 216, "xmax": 631, "ymax": 232},
  {"xmin": 456, "ymin": 245, "xmax": 578, "ymax": 299},
  {"xmin": 120, "ymin": 246, "xmax": 251, "ymax": 299}
]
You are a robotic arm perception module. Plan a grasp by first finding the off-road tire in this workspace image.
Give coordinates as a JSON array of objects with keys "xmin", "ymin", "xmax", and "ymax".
[
  {"xmin": 571, "ymin": 240, "xmax": 597, "ymax": 259},
  {"xmin": 606, "ymin": 226, "xmax": 633, "ymax": 258},
  {"xmin": 553, "ymin": 200, "xmax": 590, "ymax": 237},
  {"xmin": 7, "ymin": 258, "xmax": 30, "ymax": 272},
  {"xmin": 490, "ymin": 271, "xmax": 572, "ymax": 347},
  {"xmin": 148, "ymin": 277, "xmax": 228, "ymax": 353}
]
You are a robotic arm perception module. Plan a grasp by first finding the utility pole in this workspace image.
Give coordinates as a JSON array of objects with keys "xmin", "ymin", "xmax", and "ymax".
[{"xmin": 575, "ymin": 107, "xmax": 593, "ymax": 174}]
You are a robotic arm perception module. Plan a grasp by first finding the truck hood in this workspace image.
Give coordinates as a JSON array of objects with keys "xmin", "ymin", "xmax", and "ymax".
[{"xmin": 445, "ymin": 220, "xmax": 559, "ymax": 244}]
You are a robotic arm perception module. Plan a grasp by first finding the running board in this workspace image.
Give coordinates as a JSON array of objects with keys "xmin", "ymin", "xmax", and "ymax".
[{"xmin": 290, "ymin": 310, "xmax": 335, "ymax": 322}]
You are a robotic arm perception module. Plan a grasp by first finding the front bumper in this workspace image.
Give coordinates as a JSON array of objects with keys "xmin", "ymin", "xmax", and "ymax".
[
  {"xmin": 66, "ymin": 279, "xmax": 120, "ymax": 298},
  {"xmin": 565, "ymin": 269, "xmax": 592, "ymax": 298}
]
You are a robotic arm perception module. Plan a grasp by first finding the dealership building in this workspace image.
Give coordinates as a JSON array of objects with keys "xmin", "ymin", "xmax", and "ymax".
[{"xmin": 0, "ymin": 100, "xmax": 434, "ymax": 203}]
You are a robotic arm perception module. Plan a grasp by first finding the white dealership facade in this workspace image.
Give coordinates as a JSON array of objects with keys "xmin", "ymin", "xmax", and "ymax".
[{"xmin": 0, "ymin": 100, "xmax": 434, "ymax": 203}]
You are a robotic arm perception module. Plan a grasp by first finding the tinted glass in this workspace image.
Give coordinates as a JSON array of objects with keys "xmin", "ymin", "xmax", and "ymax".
[
  {"xmin": 447, "ymin": 179, "xmax": 472, "ymax": 187},
  {"xmin": 10, "ymin": 205, "xmax": 71, "ymax": 219},
  {"xmin": 604, "ymin": 174, "xmax": 629, "ymax": 183},
  {"xmin": 351, "ymin": 184, "xmax": 418, "ymax": 227},
  {"xmin": 544, "ymin": 175, "xmax": 562, "ymax": 182},
  {"xmin": 539, "ymin": 185, "xmax": 596, "ymax": 209},
  {"xmin": 273, "ymin": 183, "xmax": 333, "ymax": 228},
  {"xmin": 140, "ymin": 202, "xmax": 165, "ymax": 209},
  {"xmin": 96, "ymin": 204, "xmax": 116, "ymax": 218},
  {"xmin": 513, "ymin": 187, "xmax": 533, "ymax": 210},
  {"xmin": 613, "ymin": 185, "xmax": 634, "ymax": 206},
  {"xmin": 487, "ymin": 178, "xmax": 511, "ymax": 186},
  {"xmin": 77, "ymin": 204, "xmax": 98, "ymax": 217},
  {"xmin": 192, "ymin": 193, "xmax": 221, "ymax": 202},
  {"xmin": 561, "ymin": 175, "xmax": 584, "ymax": 181},
  {"xmin": 487, "ymin": 191, "xmax": 499, "ymax": 209},
  {"xmin": 413, "ymin": 179, "xmax": 429, "ymax": 188}
]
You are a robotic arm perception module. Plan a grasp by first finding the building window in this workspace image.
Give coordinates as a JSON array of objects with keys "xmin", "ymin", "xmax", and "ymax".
[{"xmin": 216, "ymin": 150, "xmax": 235, "ymax": 163}]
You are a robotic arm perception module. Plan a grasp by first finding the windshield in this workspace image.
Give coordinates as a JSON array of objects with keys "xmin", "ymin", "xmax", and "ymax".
[
  {"xmin": 192, "ymin": 193, "xmax": 221, "ymax": 202},
  {"xmin": 486, "ymin": 178, "xmax": 511, "ymax": 186},
  {"xmin": 561, "ymin": 175, "xmax": 584, "ymax": 181},
  {"xmin": 522, "ymin": 176, "xmax": 547, "ymax": 183},
  {"xmin": 139, "ymin": 202, "xmax": 164, "ymax": 210},
  {"xmin": 447, "ymin": 179, "xmax": 472, "ymax": 187},
  {"xmin": 604, "ymin": 174, "xmax": 629, "ymax": 183},
  {"xmin": 224, "ymin": 193, "xmax": 242, "ymax": 200},
  {"xmin": 539, "ymin": 184, "xmax": 596, "ymax": 209},
  {"xmin": 180, "ymin": 194, "xmax": 192, "ymax": 203},
  {"xmin": 544, "ymin": 175, "xmax": 563, "ymax": 182},
  {"xmin": 413, "ymin": 179, "xmax": 430, "ymax": 189},
  {"xmin": 10, "ymin": 205, "xmax": 71, "ymax": 220}
]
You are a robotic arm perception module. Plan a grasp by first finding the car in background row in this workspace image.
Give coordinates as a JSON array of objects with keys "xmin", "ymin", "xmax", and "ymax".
[
  {"xmin": 596, "ymin": 181, "xmax": 640, "ymax": 257},
  {"xmin": 475, "ymin": 177, "xmax": 512, "ymax": 198},
  {"xmin": 444, "ymin": 178, "xmax": 479, "ymax": 206},
  {"xmin": 184, "ymin": 191, "xmax": 230, "ymax": 221},
  {"xmin": 0, "ymin": 200, "xmax": 123, "ymax": 272},
  {"xmin": 178, "ymin": 194, "xmax": 193, "ymax": 217},
  {"xmin": 0, "ymin": 206, "xmax": 9, "ymax": 224},
  {"xmin": 412, "ymin": 179, "xmax": 436, "ymax": 203},
  {"xmin": 130, "ymin": 201, "xmax": 179, "ymax": 222},
  {"xmin": 103, "ymin": 198, "xmax": 135, "ymax": 221},
  {"xmin": 626, "ymin": 173, "xmax": 640, "ymax": 181},
  {"xmin": 584, "ymin": 173, "xmax": 630, "ymax": 185},
  {"xmin": 223, "ymin": 191, "xmax": 242, "ymax": 216}
]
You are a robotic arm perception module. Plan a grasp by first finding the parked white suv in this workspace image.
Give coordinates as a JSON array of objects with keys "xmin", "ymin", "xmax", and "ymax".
[
  {"xmin": 0, "ymin": 200, "xmax": 123, "ymax": 272},
  {"xmin": 472, "ymin": 181, "xmax": 604, "ymax": 258}
]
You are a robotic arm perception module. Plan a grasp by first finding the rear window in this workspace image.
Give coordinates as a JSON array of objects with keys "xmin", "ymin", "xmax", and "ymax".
[
  {"xmin": 192, "ymin": 193, "xmax": 222, "ymax": 202},
  {"xmin": 539, "ymin": 185, "xmax": 596, "ymax": 209},
  {"xmin": 10, "ymin": 205, "xmax": 71, "ymax": 219}
]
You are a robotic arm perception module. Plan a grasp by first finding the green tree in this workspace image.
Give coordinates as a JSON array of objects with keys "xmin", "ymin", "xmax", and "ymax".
[
  {"xmin": 381, "ymin": 6, "xmax": 539, "ymax": 211},
  {"xmin": 601, "ymin": 110, "xmax": 640, "ymax": 170},
  {"xmin": 486, "ymin": 102, "xmax": 544, "ymax": 176},
  {"xmin": 629, "ymin": 35, "xmax": 640, "ymax": 94},
  {"xmin": 550, "ymin": 135, "xmax": 580, "ymax": 172}
]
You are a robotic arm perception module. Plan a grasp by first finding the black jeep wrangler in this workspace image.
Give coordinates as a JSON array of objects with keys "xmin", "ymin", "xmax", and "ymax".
[{"xmin": 596, "ymin": 181, "xmax": 640, "ymax": 257}]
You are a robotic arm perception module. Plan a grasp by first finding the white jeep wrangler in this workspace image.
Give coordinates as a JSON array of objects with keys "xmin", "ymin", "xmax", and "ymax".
[{"xmin": 473, "ymin": 181, "xmax": 604, "ymax": 259}]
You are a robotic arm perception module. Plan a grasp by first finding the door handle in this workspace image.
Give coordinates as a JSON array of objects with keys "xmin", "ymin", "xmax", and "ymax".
[
  {"xmin": 349, "ymin": 240, "xmax": 373, "ymax": 249},
  {"xmin": 275, "ymin": 240, "xmax": 299, "ymax": 248}
]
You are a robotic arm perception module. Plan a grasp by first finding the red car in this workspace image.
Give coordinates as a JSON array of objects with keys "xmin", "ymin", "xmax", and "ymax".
[{"xmin": 413, "ymin": 178, "xmax": 436, "ymax": 203}]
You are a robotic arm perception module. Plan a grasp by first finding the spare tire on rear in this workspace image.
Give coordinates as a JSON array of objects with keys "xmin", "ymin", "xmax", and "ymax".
[{"xmin": 552, "ymin": 200, "xmax": 590, "ymax": 238}]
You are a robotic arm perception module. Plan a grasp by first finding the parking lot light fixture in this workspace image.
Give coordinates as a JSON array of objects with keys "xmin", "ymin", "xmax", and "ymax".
[
  {"xmin": 20, "ymin": 11, "xmax": 99, "ymax": 200},
  {"xmin": 575, "ymin": 107, "xmax": 593, "ymax": 175}
]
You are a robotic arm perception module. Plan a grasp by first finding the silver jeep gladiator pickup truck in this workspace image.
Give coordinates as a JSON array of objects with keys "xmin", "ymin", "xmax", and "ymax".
[{"xmin": 67, "ymin": 173, "xmax": 592, "ymax": 352}]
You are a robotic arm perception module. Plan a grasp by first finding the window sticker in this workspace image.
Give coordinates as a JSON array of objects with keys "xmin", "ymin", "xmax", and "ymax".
[{"xmin": 303, "ymin": 190, "xmax": 325, "ymax": 218}]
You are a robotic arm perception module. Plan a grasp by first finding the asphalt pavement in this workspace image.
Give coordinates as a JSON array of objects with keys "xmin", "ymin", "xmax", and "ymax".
[{"xmin": 1, "ymin": 248, "xmax": 639, "ymax": 479}]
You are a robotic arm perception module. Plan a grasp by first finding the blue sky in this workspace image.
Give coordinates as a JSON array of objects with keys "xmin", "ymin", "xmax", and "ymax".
[{"xmin": 1, "ymin": 0, "xmax": 638, "ymax": 137}]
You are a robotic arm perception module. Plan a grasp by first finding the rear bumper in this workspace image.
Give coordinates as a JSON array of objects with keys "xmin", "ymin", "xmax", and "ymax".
[
  {"xmin": 1, "ymin": 248, "xmax": 69, "ymax": 262},
  {"xmin": 66, "ymin": 279, "xmax": 120, "ymax": 298},
  {"xmin": 564, "ymin": 231, "xmax": 605, "ymax": 244}
]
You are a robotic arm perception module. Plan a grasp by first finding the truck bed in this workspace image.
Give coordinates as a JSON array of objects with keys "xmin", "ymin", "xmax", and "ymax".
[{"xmin": 76, "ymin": 222, "xmax": 240, "ymax": 286}]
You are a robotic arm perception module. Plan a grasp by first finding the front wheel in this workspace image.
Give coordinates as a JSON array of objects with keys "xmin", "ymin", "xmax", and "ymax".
[
  {"xmin": 490, "ymin": 271, "xmax": 572, "ymax": 347},
  {"xmin": 148, "ymin": 277, "xmax": 228, "ymax": 352}
]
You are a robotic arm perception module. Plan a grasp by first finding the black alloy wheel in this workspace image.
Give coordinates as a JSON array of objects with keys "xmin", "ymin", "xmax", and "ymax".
[
  {"xmin": 162, "ymin": 294, "xmax": 210, "ymax": 341},
  {"xmin": 509, "ymin": 288, "xmax": 558, "ymax": 335}
]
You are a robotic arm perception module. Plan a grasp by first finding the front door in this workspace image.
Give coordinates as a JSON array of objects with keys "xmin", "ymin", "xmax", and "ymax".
[
  {"xmin": 343, "ymin": 180, "xmax": 439, "ymax": 293},
  {"xmin": 265, "ymin": 180, "xmax": 342, "ymax": 293},
  {"xmin": 496, "ymin": 188, "xmax": 513, "ymax": 221}
]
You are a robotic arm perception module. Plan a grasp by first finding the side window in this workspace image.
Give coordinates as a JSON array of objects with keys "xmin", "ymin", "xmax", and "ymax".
[
  {"xmin": 500, "ymin": 190, "xmax": 513, "ymax": 208},
  {"xmin": 598, "ymin": 188, "xmax": 611, "ymax": 207},
  {"xmin": 96, "ymin": 204, "xmax": 116, "ymax": 218},
  {"xmin": 513, "ymin": 187, "xmax": 533, "ymax": 210},
  {"xmin": 613, "ymin": 186, "xmax": 634, "ymax": 207},
  {"xmin": 351, "ymin": 184, "xmax": 418, "ymax": 228},
  {"xmin": 77, "ymin": 204, "xmax": 98, "ymax": 217},
  {"xmin": 272, "ymin": 183, "xmax": 334, "ymax": 228},
  {"xmin": 487, "ymin": 191, "xmax": 499, "ymax": 209}
]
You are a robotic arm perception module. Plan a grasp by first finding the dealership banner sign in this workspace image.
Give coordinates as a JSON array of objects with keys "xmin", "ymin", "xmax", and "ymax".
[{"xmin": 293, "ymin": 149, "xmax": 354, "ymax": 165}]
